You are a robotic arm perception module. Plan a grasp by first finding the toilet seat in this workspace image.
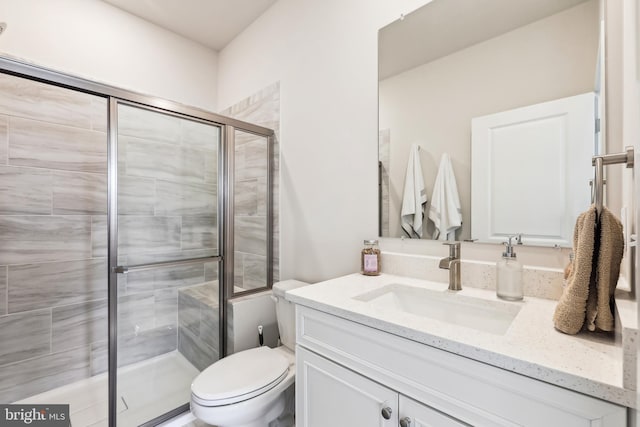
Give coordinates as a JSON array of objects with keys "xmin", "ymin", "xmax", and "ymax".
[{"xmin": 191, "ymin": 346, "xmax": 289, "ymax": 407}]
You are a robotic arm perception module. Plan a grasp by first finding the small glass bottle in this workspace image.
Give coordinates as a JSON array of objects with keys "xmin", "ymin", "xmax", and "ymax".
[
  {"xmin": 496, "ymin": 236, "xmax": 523, "ymax": 301},
  {"xmin": 361, "ymin": 239, "xmax": 381, "ymax": 276}
]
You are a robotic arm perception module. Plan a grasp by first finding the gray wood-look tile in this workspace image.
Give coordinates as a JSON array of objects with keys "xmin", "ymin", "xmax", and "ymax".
[
  {"xmin": 181, "ymin": 119, "xmax": 220, "ymax": 151},
  {"xmin": 239, "ymin": 139, "xmax": 268, "ymax": 181},
  {"xmin": 0, "ymin": 345, "xmax": 91, "ymax": 403},
  {"xmin": 52, "ymin": 171, "xmax": 107, "ymax": 215},
  {"xmin": 117, "ymin": 136, "xmax": 127, "ymax": 175},
  {"xmin": 235, "ymin": 216, "xmax": 267, "ymax": 256},
  {"xmin": 155, "ymin": 180, "xmax": 216, "ymax": 216},
  {"xmin": 123, "ymin": 270, "xmax": 155, "ymax": 294},
  {"xmin": 204, "ymin": 262, "xmax": 219, "ymax": 282},
  {"xmin": 52, "ymin": 299, "xmax": 107, "ymax": 353},
  {"xmin": 0, "ymin": 308, "xmax": 51, "ymax": 365},
  {"xmin": 155, "ymin": 289, "xmax": 178, "ymax": 328},
  {"xmin": 234, "ymin": 128, "xmax": 261, "ymax": 147},
  {"xmin": 0, "ymin": 115, "xmax": 7, "ymax": 164},
  {"xmin": 182, "ymin": 216, "xmax": 218, "ymax": 251},
  {"xmin": 125, "ymin": 248, "xmax": 216, "ymax": 266},
  {"xmin": 225, "ymin": 82, "xmax": 280, "ymax": 286},
  {"xmin": 118, "ymin": 292, "xmax": 155, "ymax": 336},
  {"xmin": 118, "ymin": 216, "xmax": 181, "ymax": 255},
  {"xmin": 226, "ymin": 303, "xmax": 236, "ymax": 354},
  {"xmin": 178, "ymin": 326, "xmax": 217, "ymax": 372},
  {"xmin": 257, "ymin": 176, "xmax": 268, "ymax": 216},
  {"xmin": 119, "ymin": 326, "xmax": 177, "ymax": 367},
  {"xmin": 8, "ymin": 258, "xmax": 107, "ymax": 313},
  {"xmin": 90, "ymin": 97, "xmax": 108, "ymax": 133},
  {"xmin": 204, "ymin": 149, "xmax": 218, "ymax": 184},
  {"xmin": 0, "ymin": 216, "xmax": 91, "ymax": 265},
  {"xmin": 235, "ymin": 179, "xmax": 258, "ymax": 216},
  {"xmin": 0, "ymin": 73, "xmax": 94, "ymax": 129},
  {"xmin": 181, "ymin": 283, "xmax": 218, "ymax": 307},
  {"xmin": 221, "ymin": 82, "xmax": 280, "ymax": 125},
  {"xmin": 242, "ymin": 253, "xmax": 267, "ymax": 290},
  {"xmin": 0, "ymin": 165, "xmax": 52, "ymax": 215},
  {"xmin": 234, "ymin": 254, "xmax": 244, "ymax": 288},
  {"xmin": 118, "ymin": 176, "xmax": 155, "ymax": 215},
  {"xmin": 126, "ymin": 263, "xmax": 205, "ymax": 294},
  {"xmin": 124, "ymin": 136, "xmax": 205, "ymax": 183},
  {"xmin": 178, "ymin": 292, "xmax": 201, "ymax": 336},
  {"xmin": 9, "ymin": 117, "xmax": 107, "ymax": 173},
  {"xmin": 91, "ymin": 327, "xmax": 177, "ymax": 375},
  {"xmin": 153, "ymin": 264, "xmax": 206, "ymax": 290},
  {"xmin": 0, "ymin": 266, "xmax": 6, "ymax": 316},
  {"xmin": 91, "ymin": 216, "xmax": 107, "ymax": 258},
  {"xmin": 200, "ymin": 304, "xmax": 219, "ymax": 350},
  {"xmin": 90, "ymin": 341, "xmax": 108, "ymax": 375},
  {"xmin": 118, "ymin": 105, "xmax": 181, "ymax": 144}
]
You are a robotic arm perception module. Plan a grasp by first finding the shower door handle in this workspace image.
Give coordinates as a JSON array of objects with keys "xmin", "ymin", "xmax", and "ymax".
[{"xmin": 112, "ymin": 256, "xmax": 220, "ymax": 275}]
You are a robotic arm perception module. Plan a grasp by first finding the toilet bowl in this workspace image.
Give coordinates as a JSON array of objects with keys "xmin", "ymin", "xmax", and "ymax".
[{"xmin": 190, "ymin": 280, "xmax": 310, "ymax": 427}]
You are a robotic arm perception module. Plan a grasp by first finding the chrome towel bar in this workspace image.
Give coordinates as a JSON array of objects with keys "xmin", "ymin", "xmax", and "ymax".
[{"xmin": 592, "ymin": 146, "xmax": 634, "ymax": 215}]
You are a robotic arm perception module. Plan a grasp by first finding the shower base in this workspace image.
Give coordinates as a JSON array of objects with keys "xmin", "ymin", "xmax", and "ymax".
[{"xmin": 16, "ymin": 351, "xmax": 199, "ymax": 427}]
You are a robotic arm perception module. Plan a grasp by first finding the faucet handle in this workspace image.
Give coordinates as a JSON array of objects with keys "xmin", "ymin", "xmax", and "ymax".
[{"xmin": 442, "ymin": 241, "xmax": 460, "ymax": 258}]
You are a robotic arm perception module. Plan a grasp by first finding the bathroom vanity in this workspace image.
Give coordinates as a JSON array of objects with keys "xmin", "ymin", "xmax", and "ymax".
[{"xmin": 286, "ymin": 274, "xmax": 633, "ymax": 426}]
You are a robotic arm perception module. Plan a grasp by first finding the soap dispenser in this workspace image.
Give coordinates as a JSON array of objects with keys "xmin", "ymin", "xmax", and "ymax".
[{"xmin": 496, "ymin": 235, "xmax": 523, "ymax": 301}]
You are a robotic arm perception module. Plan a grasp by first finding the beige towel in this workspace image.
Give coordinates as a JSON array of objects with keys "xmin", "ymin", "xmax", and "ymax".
[{"xmin": 553, "ymin": 205, "xmax": 624, "ymax": 334}]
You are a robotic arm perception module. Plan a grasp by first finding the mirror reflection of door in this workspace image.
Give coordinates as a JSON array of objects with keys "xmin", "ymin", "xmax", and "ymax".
[
  {"xmin": 471, "ymin": 93, "xmax": 596, "ymax": 247},
  {"xmin": 378, "ymin": 0, "xmax": 600, "ymax": 245}
]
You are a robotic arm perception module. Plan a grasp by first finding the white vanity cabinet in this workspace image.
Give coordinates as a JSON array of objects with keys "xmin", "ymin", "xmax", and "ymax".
[
  {"xmin": 297, "ymin": 346, "xmax": 398, "ymax": 426},
  {"xmin": 297, "ymin": 346, "xmax": 467, "ymax": 427},
  {"xmin": 295, "ymin": 306, "xmax": 627, "ymax": 427}
]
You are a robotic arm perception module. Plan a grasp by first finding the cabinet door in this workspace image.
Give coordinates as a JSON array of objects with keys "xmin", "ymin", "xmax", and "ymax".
[
  {"xmin": 399, "ymin": 395, "xmax": 469, "ymax": 427},
  {"xmin": 296, "ymin": 346, "xmax": 398, "ymax": 427}
]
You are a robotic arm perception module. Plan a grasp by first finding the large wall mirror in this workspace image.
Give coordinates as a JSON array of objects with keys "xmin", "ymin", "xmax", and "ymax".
[{"xmin": 378, "ymin": 0, "xmax": 602, "ymax": 247}]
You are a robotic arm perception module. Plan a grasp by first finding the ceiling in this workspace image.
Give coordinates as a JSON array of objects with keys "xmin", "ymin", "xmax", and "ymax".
[
  {"xmin": 379, "ymin": 0, "xmax": 590, "ymax": 80},
  {"xmin": 102, "ymin": 0, "xmax": 277, "ymax": 51}
]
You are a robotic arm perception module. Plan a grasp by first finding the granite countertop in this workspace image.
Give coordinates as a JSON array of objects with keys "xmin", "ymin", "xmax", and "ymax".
[{"xmin": 286, "ymin": 273, "xmax": 637, "ymax": 408}]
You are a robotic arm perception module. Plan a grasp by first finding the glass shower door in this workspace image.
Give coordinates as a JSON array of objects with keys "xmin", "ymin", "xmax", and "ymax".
[
  {"xmin": 232, "ymin": 129, "xmax": 271, "ymax": 293},
  {"xmin": 112, "ymin": 102, "xmax": 221, "ymax": 426}
]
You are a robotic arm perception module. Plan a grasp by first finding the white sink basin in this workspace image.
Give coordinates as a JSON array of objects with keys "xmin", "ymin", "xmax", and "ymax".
[{"xmin": 353, "ymin": 283, "xmax": 521, "ymax": 335}]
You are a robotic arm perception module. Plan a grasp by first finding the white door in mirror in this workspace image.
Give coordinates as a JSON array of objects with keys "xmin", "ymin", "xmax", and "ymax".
[{"xmin": 471, "ymin": 92, "xmax": 595, "ymax": 247}]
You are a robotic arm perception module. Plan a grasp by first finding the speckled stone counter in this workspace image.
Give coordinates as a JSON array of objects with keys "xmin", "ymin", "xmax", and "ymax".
[{"xmin": 286, "ymin": 273, "xmax": 637, "ymax": 408}]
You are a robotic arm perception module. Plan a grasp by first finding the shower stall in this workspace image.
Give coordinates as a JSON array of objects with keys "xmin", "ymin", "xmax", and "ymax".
[{"xmin": 0, "ymin": 58, "xmax": 274, "ymax": 426}]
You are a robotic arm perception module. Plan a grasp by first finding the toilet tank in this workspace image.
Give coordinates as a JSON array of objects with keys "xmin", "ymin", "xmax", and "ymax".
[{"xmin": 272, "ymin": 280, "xmax": 310, "ymax": 350}]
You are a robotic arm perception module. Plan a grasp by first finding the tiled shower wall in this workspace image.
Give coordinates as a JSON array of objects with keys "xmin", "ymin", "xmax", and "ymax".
[
  {"xmin": 0, "ymin": 73, "xmax": 220, "ymax": 403},
  {"xmin": 115, "ymin": 104, "xmax": 220, "ymax": 379},
  {"xmin": 0, "ymin": 73, "xmax": 109, "ymax": 403},
  {"xmin": 221, "ymin": 82, "xmax": 280, "ymax": 291}
]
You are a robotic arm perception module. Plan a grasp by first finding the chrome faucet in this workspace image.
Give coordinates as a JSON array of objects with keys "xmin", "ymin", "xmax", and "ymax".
[{"xmin": 439, "ymin": 242, "xmax": 461, "ymax": 291}]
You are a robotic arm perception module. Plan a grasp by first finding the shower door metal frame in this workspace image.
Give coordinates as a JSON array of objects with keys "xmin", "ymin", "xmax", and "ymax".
[{"xmin": 0, "ymin": 56, "xmax": 276, "ymax": 427}]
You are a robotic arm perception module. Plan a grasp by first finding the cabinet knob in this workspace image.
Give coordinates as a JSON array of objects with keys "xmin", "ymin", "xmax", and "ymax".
[
  {"xmin": 381, "ymin": 406, "xmax": 393, "ymax": 420},
  {"xmin": 400, "ymin": 417, "xmax": 412, "ymax": 427}
]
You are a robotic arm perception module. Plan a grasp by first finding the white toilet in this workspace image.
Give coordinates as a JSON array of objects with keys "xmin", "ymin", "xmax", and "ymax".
[{"xmin": 190, "ymin": 280, "xmax": 310, "ymax": 427}]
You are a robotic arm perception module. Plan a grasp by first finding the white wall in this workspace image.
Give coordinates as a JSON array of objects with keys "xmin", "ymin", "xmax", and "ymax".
[
  {"xmin": 217, "ymin": 0, "xmax": 429, "ymax": 283},
  {"xmin": 0, "ymin": 0, "xmax": 218, "ymax": 111}
]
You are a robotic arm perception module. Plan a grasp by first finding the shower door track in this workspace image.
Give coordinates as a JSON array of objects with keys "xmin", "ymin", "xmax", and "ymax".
[{"xmin": 0, "ymin": 56, "xmax": 275, "ymax": 427}]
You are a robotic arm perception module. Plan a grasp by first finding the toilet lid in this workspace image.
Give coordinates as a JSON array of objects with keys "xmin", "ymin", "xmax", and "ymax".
[{"xmin": 191, "ymin": 346, "xmax": 289, "ymax": 406}]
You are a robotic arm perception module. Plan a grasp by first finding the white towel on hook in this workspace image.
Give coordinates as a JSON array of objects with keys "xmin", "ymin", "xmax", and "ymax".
[
  {"xmin": 401, "ymin": 144, "xmax": 428, "ymax": 238},
  {"xmin": 429, "ymin": 153, "xmax": 462, "ymax": 241}
]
